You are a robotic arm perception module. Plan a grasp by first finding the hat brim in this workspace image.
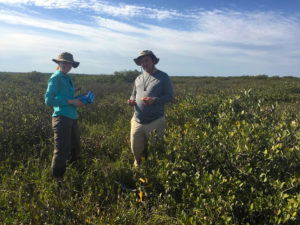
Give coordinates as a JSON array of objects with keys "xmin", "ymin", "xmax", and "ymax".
[
  {"xmin": 134, "ymin": 55, "xmax": 159, "ymax": 66},
  {"xmin": 52, "ymin": 59, "xmax": 80, "ymax": 68}
]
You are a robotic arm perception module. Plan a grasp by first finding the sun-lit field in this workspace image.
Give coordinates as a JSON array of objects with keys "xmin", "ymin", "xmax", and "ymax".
[{"xmin": 0, "ymin": 71, "xmax": 299, "ymax": 224}]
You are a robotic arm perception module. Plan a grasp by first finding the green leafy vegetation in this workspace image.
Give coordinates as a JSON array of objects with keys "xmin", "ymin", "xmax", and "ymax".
[{"xmin": 0, "ymin": 72, "xmax": 299, "ymax": 224}]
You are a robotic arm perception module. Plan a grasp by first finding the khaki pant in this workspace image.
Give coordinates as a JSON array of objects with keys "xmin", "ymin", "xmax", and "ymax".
[
  {"xmin": 51, "ymin": 116, "xmax": 80, "ymax": 178},
  {"xmin": 130, "ymin": 117, "xmax": 165, "ymax": 166}
]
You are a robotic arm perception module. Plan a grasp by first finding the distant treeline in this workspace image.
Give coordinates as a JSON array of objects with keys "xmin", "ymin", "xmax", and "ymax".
[{"xmin": 0, "ymin": 70, "xmax": 299, "ymax": 81}]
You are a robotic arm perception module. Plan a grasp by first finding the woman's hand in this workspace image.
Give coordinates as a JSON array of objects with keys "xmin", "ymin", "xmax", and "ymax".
[{"xmin": 68, "ymin": 99, "xmax": 85, "ymax": 107}]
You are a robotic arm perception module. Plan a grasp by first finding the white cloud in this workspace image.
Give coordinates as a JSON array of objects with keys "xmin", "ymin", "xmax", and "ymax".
[
  {"xmin": 94, "ymin": 16, "xmax": 146, "ymax": 34},
  {"xmin": 0, "ymin": 0, "xmax": 29, "ymax": 3},
  {"xmin": 195, "ymin": 10, "xmax": 300, "ymax": 46},
  {"xmin": 0, "ymin": 0, "xmax": 87, "ymax": 8},
  {"xmin": 0, "ymin": 0, "xmax": 184, "ymax": 20}
]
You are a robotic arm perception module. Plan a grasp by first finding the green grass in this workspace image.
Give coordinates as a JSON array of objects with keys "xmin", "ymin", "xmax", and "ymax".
[{"xmin": 0, "ymin": 72, "xmax": 299, "ymax": 224}]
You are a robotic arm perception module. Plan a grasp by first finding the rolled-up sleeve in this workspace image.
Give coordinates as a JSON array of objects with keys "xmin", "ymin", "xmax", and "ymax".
[{"xmin": 45, "ymin": 76, "xmax": 68, "ymax": 106}]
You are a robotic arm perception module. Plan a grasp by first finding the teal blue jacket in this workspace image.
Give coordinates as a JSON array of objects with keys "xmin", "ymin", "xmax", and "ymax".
[{"xmin": 45, "ymin": 70, "xmax": 78, "ymax": 119}]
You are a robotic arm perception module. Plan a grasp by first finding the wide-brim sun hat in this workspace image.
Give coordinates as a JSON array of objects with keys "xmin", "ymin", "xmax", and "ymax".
[
  {"xmin": 134, "ymin": 50, "xmax": 159, "ymax": 66},
  {"xmin": 52, "ymin": 52, "xmax": 80, "ymax": 68}
]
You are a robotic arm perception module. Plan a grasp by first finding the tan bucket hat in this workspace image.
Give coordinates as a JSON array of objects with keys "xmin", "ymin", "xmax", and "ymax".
[
  {"xmin": 134, "ymin": 50, "xmax": 159, "ymax": 66},
  {"xmin": 52, "ymin": 52, "xmax": 80, "ymax": 68}
]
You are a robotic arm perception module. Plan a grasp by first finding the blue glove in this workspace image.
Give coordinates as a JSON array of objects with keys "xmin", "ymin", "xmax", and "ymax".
[{"xmin": 76, "ymin": 91, "xmax": 95, "ymax": 104}]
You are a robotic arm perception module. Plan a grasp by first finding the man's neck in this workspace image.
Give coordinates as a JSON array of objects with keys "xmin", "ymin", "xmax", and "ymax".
[{"xmin": 145, "ymin": 67, "xmax": 157, "ymax": 75}]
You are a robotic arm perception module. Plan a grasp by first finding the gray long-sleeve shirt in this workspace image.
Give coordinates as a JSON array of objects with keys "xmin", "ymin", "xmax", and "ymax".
[{"xmin": 130, "ymin": 69, "xmax": 173, "ymax": 124}]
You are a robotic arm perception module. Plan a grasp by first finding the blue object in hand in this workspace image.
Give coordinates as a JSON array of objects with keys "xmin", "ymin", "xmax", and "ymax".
[{"xmin": 76, "ymin": 91, "xmax": 95, "ymax": 104}]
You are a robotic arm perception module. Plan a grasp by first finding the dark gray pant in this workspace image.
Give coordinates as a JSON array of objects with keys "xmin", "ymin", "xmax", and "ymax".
[{"xmin": 51, "ymin": 116, "xmax": 80, "ymax": 178}]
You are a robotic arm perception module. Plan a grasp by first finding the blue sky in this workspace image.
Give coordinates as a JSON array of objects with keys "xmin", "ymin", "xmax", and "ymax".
[{"xmin": 0, "ymin": 0, "xmax": 300, "ymax": 77}]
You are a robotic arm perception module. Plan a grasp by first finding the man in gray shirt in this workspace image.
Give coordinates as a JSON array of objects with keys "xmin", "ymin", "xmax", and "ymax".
[{"xmin": 127, "ymin": 50, "xmax": 173, "ymax": 167}]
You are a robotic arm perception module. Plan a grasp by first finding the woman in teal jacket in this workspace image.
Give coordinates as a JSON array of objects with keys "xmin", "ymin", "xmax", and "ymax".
[{"xmin": 45, "ymin": 52, "xmax": 84, "ymax": 181}]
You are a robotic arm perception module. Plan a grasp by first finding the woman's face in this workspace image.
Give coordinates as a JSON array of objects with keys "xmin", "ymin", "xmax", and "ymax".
[{"xmin": 58, "ymin": 62, "xmax": 72, "ymax": 74}]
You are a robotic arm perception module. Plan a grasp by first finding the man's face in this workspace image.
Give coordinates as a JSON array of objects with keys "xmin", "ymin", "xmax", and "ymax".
[{"xmin": 140, "ymin": 55, "xmax": 155, "ymax": 73}]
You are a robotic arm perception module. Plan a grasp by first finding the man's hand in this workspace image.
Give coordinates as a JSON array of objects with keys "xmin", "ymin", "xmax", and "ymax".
[
  {"xmin": 141, "ymin": 97, "xmax": 155, "ymax": 106},
  {"xmin": 68, "ymin": 99, "xmax": 85, "ymax": 107},
  {"xmin": 127, "ymin": 99, "xmax": 136, "ymax": 107}
]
